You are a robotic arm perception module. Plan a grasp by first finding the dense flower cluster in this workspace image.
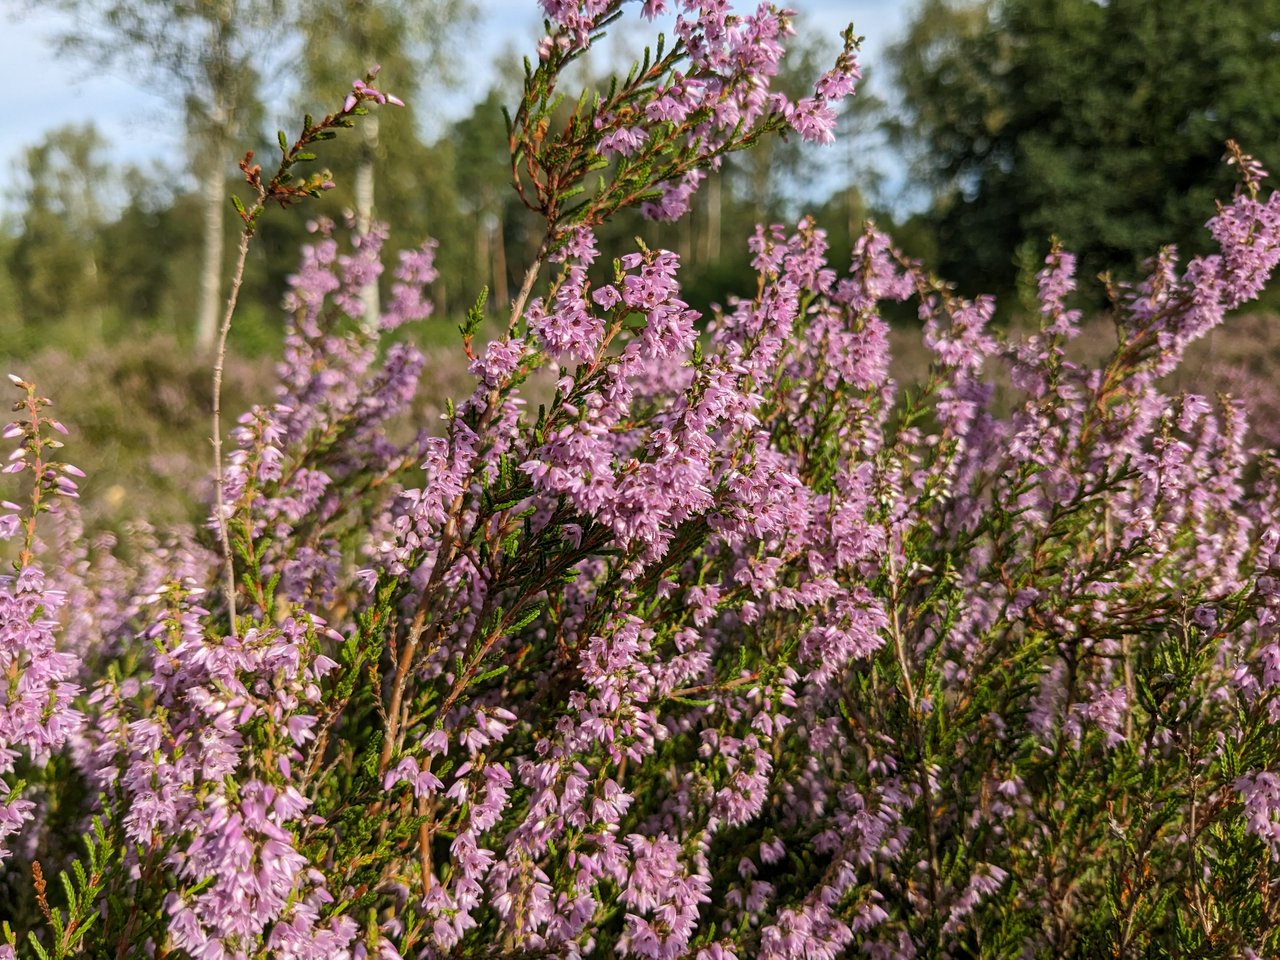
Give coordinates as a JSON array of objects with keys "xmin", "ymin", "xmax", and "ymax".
[
  {"xmin": 4, "ymin": 3, "xmax": 1280, "ymax": 959},
  {"xmin": 537, "ymin": 0, "xmax": 858, "ymax": 160},
  {"xmin": 511, "ymin": 0, "xmax": 858, "ymax": 231},
  {"xmin": 0, "ymin": 380, "xmax": 85, "ymax": 867}
]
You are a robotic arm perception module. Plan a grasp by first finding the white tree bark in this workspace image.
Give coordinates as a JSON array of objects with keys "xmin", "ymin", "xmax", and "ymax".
[
  {"xmin": 703, "ymin": 172, "xmax": 721, "ymax": 263},
  {"xmin": 354, "ymin": 113, "xmax": 381, "ymax": 332},
  {"xmin": 195, "ymin": 155, "xmax": 225, "ymax": 355}
]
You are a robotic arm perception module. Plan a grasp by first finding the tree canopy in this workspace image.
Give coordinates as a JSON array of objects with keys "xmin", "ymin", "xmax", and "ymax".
[{"xmin": 890, "ymin": 0, "xmax": 1280, "ymax": 299}]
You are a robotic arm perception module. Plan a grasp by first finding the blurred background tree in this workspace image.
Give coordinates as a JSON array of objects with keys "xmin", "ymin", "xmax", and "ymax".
[
  {"xmin": 38, "ymin": 0, "xmax": 288, "ymax": 354},
  {"xmin": 6, "ymin": 0, "xmax": 1279, "ymax": 345},
  {"xmin": 888, "ymin": 0, "xmax": 1280, "ymax": 301},
  {"xmin": 6, "ymin": 124, "xmax": 112, "ymax": 335}
]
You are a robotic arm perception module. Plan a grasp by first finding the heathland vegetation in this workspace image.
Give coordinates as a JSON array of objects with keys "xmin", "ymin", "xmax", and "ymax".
[{"xmin": 3, "ymin": 1, "xmax": 1280, "ymax": 957}]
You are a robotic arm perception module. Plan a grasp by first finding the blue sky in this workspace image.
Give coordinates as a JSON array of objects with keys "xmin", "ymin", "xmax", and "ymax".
[{"xmin": 0, "ymin": 0, "xmax": 912, "ymax": 211}]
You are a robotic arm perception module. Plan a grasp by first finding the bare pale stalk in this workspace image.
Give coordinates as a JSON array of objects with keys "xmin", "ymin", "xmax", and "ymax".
[
  {"xmin": 507, "ymin": 234, "xmax": 551, "ymax": 336},
  {"xmin": 211, "ymin": 226, "xmax": 254, "ymax": 637}
]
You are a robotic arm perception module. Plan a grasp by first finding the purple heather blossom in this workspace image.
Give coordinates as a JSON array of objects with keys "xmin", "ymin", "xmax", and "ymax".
[
  {"xmin": 1037, "ymin": 247, "xmax": 1082, "ymax": 333},
  {"xmin": 527, "ymin": 271, "xmax": 606, "ymax": 365},
  {"xmin": 785, "ymin": 97, "xmax": 839, "ymax": 144},
  {"xmin": 1228, "ymin": 148, "xmax": 1269, "ymax": 192},
  {"xmin": 384, "ymin": 240, "xmax": 439, "ymax": 328},
  {"xmin": 641, "ymin": 170, "xmax": 705, "ymax": 222},
  {"xmin": 0, "ymin": 544, "xmax": 83, "ymax": 862},
  {"xmin": 598, "ymin": 124, "xmax": 649, "ymax": 158},
  {"xmin": 1239, "ymin": 770, "xmax": 1280, "ymax": 858},
  {"xmin": 942, "ymin": 863, "xmax": 1009, "ymax": 936},
  {"xmin": 347, "ymin": 73, "xmax": 405, "ymax": 111}
]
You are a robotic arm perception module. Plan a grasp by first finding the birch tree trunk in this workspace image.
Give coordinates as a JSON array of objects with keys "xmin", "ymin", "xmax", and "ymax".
[
  {"xmin": 195, "ymin": 154, "xmax": 225, "ymax": 355},
  {"xmin": 354, "ymin": 113, "xmax": 381, "ymax": 332},
  {"xmin": 702, "ymin": 172, "xmax": 721, "ymax": 263}
]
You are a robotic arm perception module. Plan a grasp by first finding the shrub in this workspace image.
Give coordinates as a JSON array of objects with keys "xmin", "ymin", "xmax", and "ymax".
[{"xmin": 3, "ymin": 2, "xmax": 1280, "ymax": 958}]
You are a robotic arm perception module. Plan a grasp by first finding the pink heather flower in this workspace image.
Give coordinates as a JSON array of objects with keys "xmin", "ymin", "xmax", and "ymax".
[
  {"xmin": 1037, "ymin": 247, "xmax": 1082, "ymax": 335},
  {"xmin": 593, "ymin": 284, "xmax": 622, "ymax": 310},
  {"xmin": 787, "ymin": 97, "xmax": 839, "ymax": 145},
  {"xmin": 642, "ymin": 171, "xmax": 704, "ymax": 221},
  {"xmin": 350, "ymin": 76, "xmax": 403, "ymax": 108},
  {"xmin": 384, "ymin": 756, "xmax": 445, "ymax": 798},
  {"xmin": 1239, "ymin": 770, "xmax": 1280, "ymax": 858},
  {"xmin": 526, "ymin": 268, "xmax": 606, "ymax": 365},
  {"xmin": 942, "ymin": 863, "xmax": 1009, "ymax": 936},
  {"xmin": 1227, "ymin": 144, "xmax": 1269, "ymax": 192},
  {"xmin": 815, "ymin": 68, "xmax": 857, "ymax": 100},
  {"xmin": 598, "ymin": 125, "xmax": 649, "ymax": 158},
  {"xmin": 0, "ymin": 783, "xmax": 35, "ymax": 862},
  {"xmin": 0, "ymin": 562, "xmax": 84, "ymax": 861},
  {"xmin": 555, "ymin": 226, "xmax": 599, "ymax": 265},
  {"xmin": 470, "ymin": 338, "xmax": 527, "ymax": 387}
]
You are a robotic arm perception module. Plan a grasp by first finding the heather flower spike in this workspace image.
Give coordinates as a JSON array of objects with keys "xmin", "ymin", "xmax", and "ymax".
[
  {"xmin": 4, "ymin": 2, "xmax": 1280, "ymax": 958},
  {"xmin": 0, "ymin": 379, "xmax": 84, "ymax": 877}
]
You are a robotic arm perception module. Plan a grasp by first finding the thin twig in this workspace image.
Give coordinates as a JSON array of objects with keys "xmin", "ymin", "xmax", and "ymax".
[
  {"xmin": 208, "ymin": 68, "xmax": 397, "ymax": 636},
  {"xmin": 507, "ymin": 233, "xmax": 551, "ymax": 337},
  {"xmin": 883, "ymin": 502, "xmax": 943, "ymax": 926},
  {"xmin": 211, "ymin": 226, "xmax": 254, "ymax": 637}
]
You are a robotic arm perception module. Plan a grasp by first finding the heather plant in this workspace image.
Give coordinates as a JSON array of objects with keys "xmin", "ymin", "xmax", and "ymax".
[{"xmin": 5, "ymin": 2, "xmax": 1280, "ymax": 959}]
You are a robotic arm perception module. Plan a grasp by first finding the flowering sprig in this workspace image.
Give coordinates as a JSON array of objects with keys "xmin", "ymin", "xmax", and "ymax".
[
  {"xmin": 1, "ymin": 377, "xmax": 84, "ymax": 567},
  {"xmin": 510, "ymin": 0, "xmax": 860, "ymax": 240},
  {"xmin": 0, "ymin": 378, "xmax": 88, "ymax": 960},
  {"xmin": 213, "ymin": 67, "xmax": 404, "ymax": 639},
  {"xmin": 235, "ymin": 65, "xmax": 404, "ymax": 232}
]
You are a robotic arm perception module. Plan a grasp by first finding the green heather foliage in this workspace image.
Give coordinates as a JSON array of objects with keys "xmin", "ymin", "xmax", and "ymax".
[{"xmin": 3, "ymin": 3, "xmax": 1280, "ymax": 960}]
